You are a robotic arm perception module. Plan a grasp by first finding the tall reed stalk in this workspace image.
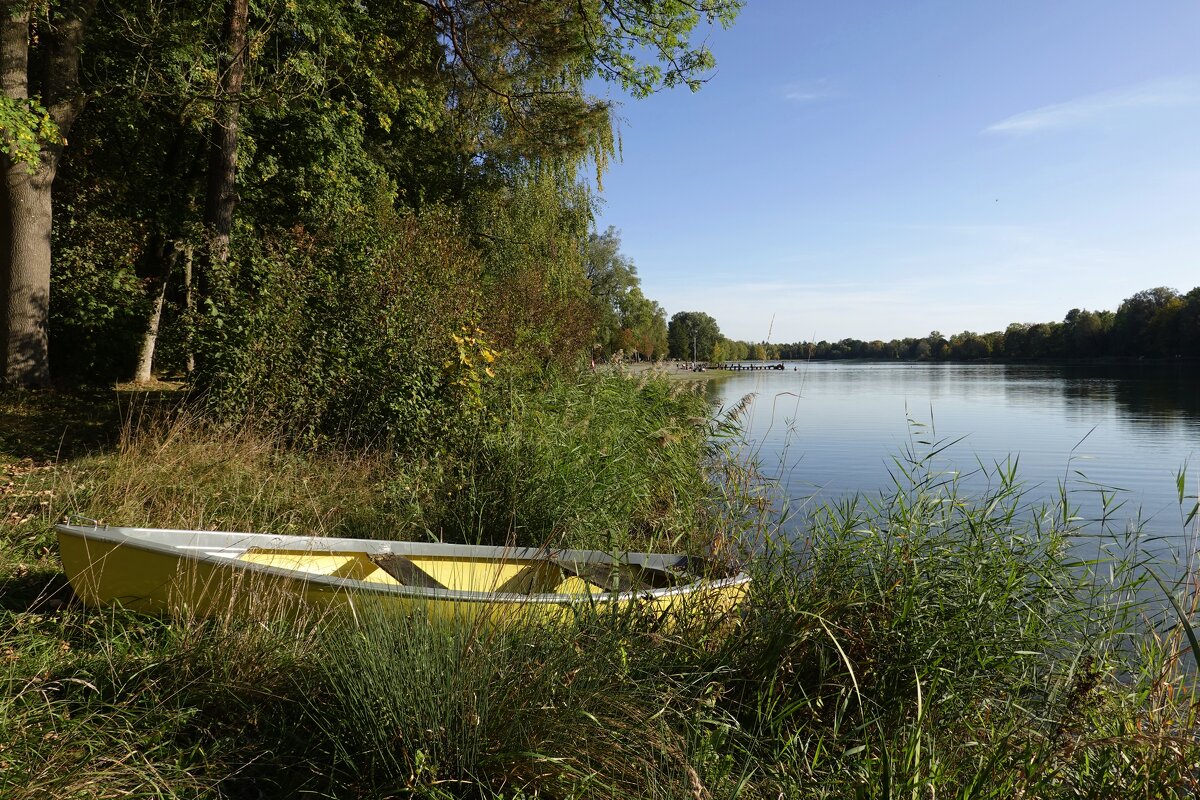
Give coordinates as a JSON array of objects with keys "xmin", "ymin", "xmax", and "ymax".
[{"xmin": 3, "ymin": 383, "xmax": 1198, "ymax": 798}]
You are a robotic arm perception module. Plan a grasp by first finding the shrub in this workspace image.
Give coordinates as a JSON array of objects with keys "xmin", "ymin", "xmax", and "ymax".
[
  {"xmin": 415, "ymin": 371, "xmax": 719, "ymax": 551},
  {"xmin": 196, "ymin": 203, "xmax": 489, "ymax": 449}
]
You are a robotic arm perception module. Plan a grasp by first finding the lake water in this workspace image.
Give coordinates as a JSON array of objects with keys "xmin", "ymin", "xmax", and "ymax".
[{"xmin": 707, "ymin": 362, "xmax": 1200, "ymax": 552}]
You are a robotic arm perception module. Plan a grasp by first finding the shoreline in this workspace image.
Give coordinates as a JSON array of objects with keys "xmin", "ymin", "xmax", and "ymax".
[{"xmin": 602, "ymin": 361, "xmax": 725, "ymax": 382}]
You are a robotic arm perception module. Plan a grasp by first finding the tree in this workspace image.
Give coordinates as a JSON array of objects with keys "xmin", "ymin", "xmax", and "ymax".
[
  {"xmin": 1, "ymin": 0, "xmax": 95, "ymax": 386},
  {"xmin": 667, "ymin": 311, "xmax": 720, "ymax": 361},
  {"xmin": 582, "ymin": 227, "xmax": 671, "ymax": 360},
  {"xmin": 618, "ymin": 287, "xmax": 667, "ymax": 361},
  {"xmin": 188, "ymin": 0, "xmax": 744, "ymax": 379},
  {"xmin": 201, "ymin": 0, "xmax": 248, "ymax": 275},
  {"xmin": 7, "ymin": 0, "xmax": 743, "ymax": 390},
  {"xmin": 926, "ymin": 330, "xmax": 948, "ymax": 360},
  {"xmin": 1113, "ymin": 287, "xmax": 1180, "ymax": 357},
  {"xmin": 585, "ymin": 226, "xmax": 638, "ymax": 354},
  {"xmin": 1178, "ymin": 288, "xmax": 1200, "ymax": 358},
  {"xmin": 50, "ymin": 0, "xmax": 450, "ymax": 382},
  {"xmin": 949, "ymin": 331, "xmax": 991, "ymax": 360},
  {"xmin": 414, "ymin": 0, "xmax": 742, "ymax": 151},
  {"xmin": 1062, "ymin": 308, "xmax": 1111, "ymax": 358},
  {"xmin": 468, "ymin": 173, "xmax": 596, "ymax": 367}
]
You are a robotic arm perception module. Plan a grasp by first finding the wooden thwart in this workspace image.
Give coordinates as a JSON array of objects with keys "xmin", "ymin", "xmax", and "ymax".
[{"xmin": 371, "ymin": 554, "xmax": 447, "ymax": 589}]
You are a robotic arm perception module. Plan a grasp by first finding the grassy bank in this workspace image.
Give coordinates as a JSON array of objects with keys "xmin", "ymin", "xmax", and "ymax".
[{"xmin": 3, "ymin": 377, "xmax": 1199, "ymax": 798}]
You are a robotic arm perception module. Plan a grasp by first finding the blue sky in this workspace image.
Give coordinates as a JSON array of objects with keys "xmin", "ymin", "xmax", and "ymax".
[{"xmin": 591, "ymin": 1, "xmax": 1200, "ymax": 344}]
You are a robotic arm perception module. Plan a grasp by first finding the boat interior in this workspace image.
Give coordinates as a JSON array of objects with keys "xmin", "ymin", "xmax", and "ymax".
[{"xmin": 236, "ymin": 548, "xmax": 686, "ymax": 595}]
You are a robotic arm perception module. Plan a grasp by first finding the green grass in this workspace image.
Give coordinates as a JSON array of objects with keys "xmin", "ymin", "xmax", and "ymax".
[
  {"xmin": 2, "ymin": 380, "xmax": 1199, "ymax": 798},
  {"xmin": 427, "ymin": 371, "xmax": 720, "ymax": 551}
]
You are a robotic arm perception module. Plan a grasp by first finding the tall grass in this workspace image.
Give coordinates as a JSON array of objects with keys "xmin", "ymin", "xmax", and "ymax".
[
  {"xmin": 49, "ymin": 404, "xmax": 409, "ymax": 539},
  {"xmin": 3, "ymin": 381, "xmax": 1199, "ymax": 798},
  {"xmin": 712, "ymin": 423, "xmax": 1200, "ymax": 798},
  {"xmin": 302, "ymin": 603, "xmax": 726, "ymax": 799},
  {"xmin": 425, "ymin": 371, "xmax": 719, "ymax": 552},
  {"xmin": 38, "ymin": 372, "xmax": 718, "ymax": 555}
]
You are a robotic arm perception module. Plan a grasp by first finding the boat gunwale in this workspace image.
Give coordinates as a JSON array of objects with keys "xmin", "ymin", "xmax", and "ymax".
[{"xmin": 55, "ymin": 523, "xmax": 750, "ymax": 606}]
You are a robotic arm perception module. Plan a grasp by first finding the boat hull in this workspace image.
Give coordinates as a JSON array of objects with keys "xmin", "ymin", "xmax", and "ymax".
[{"xmin": 56, "ymin": 523, "xmax": 749, "ymax": 623}]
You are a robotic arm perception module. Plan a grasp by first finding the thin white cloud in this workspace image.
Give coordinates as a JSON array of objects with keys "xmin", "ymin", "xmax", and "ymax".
[
  {"xmin": 985, "ymin": 76, "xmax": 1200, "ymax": 136},
  {"xmin": 647, "ymin": 229, "xmax": 1144, "ymax": 343},
  {"xmin": 781, "ymin": 78, "xmax": 837, "ymax": 104},
  {"xmin": 784, "ymin": 91, "xmax": 826, "ymax": 102}
]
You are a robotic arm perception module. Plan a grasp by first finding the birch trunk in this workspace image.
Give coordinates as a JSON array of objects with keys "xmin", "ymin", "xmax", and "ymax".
[{"xmin": 131, "ymin": 237, "xmax": 178, "ymax": 383}]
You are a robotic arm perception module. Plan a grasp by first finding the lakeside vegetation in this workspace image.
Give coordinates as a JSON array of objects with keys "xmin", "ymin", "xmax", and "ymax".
[
  {"xmin": 3, "ymin": 1, "xmax": 731, "ymax": 393},
  {"xmin": 4, "ymin": 383, "xmax": 1200, "ymax": 798}
]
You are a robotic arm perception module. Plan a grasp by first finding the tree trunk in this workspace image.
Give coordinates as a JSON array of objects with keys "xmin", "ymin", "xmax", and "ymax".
[
  {"xmin": 129, "ymin": 123, "xmax": 196, "ymax": 383},
  {"xmin": 182, "ymin": 244, "xmax": 195, "ymax": 375},
  {"xmin": 2, "ymin": 164, "xmax": 55, "ymax": 387},
  {"xmin": 131, "ymin": 236, "xmax": 177, "ymax": 383},
  {"xmin": 203, "ymin": 0, "xmax": 248, "ymax": 273},
  {"xmin": 0, "ymin": 4, "xmax": 45, "ymax": 387},
  {"xmin": 0, "ymin": 1, "xmax": 93, "ymax": 388}
]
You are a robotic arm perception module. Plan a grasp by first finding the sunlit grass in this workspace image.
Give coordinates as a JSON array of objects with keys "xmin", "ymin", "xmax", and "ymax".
[{"xmin": 2, "ymin": 381, "xmax": 1198, "ymax": 798}]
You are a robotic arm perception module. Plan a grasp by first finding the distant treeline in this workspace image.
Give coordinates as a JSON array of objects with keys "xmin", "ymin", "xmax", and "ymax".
[{"xmin": 713, "ymin": 286, "xmax": 1200, "ymax": 363}]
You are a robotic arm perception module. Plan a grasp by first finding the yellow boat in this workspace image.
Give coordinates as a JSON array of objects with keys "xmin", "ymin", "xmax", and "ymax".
[{"xmin": 55, "ymin": 521, "xmax": 750, "ymax": 622}]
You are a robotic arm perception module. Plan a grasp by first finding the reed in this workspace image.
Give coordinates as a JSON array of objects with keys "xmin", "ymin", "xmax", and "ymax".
[
  {"xmin": 421, "ymin": 371, "xmax": 719, "ymax": 553},
  {"xmin": 708, "ymin": 424, "xmax": 1200, "ymax": 798},
  {"xmin": 2, "ymin": 384, "xmax": 1198, "ymax": 798}
]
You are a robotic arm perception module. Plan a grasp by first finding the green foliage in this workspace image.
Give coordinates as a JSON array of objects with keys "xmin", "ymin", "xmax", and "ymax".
[
  {"xmin": 417, "ymin": 371, "xmax": 717, "ymax": 551},
  {"xmin": 196, "ymin": 203, "xmax": 489, "ymax": 449},
  {"xmin": 0, "ymin": 96, "xmax": 61, "ymax": 170},
  {"xmin": 1179, "ymin": 287, "xmax": 1200, "ymax": 357},
  {"xmin": 467, "ymin": 172, "xmax": 597, "ymax": 370},
  {"xmin": 770, "ymin": 285, "xmax": 1200, "ymax": 362},
  {"xmin": 1062, "ymin": 307, "xmax": 1113, "ymax": 358},
  {"xmin": 586, "ymin": 227, "xmax": 668, "ymax": 360},
  {"xmin": 714, "ymin": 336, "xmax": 750, "ymax": 361},
  {"xmin": 29, "ymin": 0, "xmax": 745, "ymax": 396},
  {"xmin": 419, "ymin": 0, "xmax": 745, "ymax": 177},
  {"xmin": 48, "ymin": 185, "xmax": 150, "ymax": 383},
  {"xmin": 668, "ymin": 310, "xmax": 722, "ymax": 361},
  {"xmin": 586, "ymin": 226, "xmax": 639, "ymax": 355},
  {"xmin": 619, "ymin": 287, "xmax": 670, "ymax": 361},
  {"xmin": 578, "ymin": 0, "xmax": 745, "ymax": 97},
  {"xmin": 1113, "ymin": 286, "xmax": 1184, "ymax": 358}
]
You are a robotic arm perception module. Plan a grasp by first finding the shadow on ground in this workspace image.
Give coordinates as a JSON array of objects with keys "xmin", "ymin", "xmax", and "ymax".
[
  {"xmin": 0, "ymin": 386, "xmax": 188, "ymax": 463},
  {"xmin": 0, "ymin": 568, "xmax": 76, "ymax": 612}
]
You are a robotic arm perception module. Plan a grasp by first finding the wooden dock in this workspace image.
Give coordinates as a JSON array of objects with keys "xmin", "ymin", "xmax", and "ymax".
[{"xmin": 720, "ymin": 363, "xmax": 787, "ymax": 371}]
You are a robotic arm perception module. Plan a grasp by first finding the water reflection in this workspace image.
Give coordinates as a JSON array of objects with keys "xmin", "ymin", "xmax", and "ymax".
[
  {"xmin": 1004, "ymin": 364, "xmax": 1200, "ymax": 430},
  {"xmin": 707, "ymin": 362, "xmax": 1200, "ymax": 602},
  {"xmin": 708, "ymin": 362, "xmax": 1200, "ymax": 525}
]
